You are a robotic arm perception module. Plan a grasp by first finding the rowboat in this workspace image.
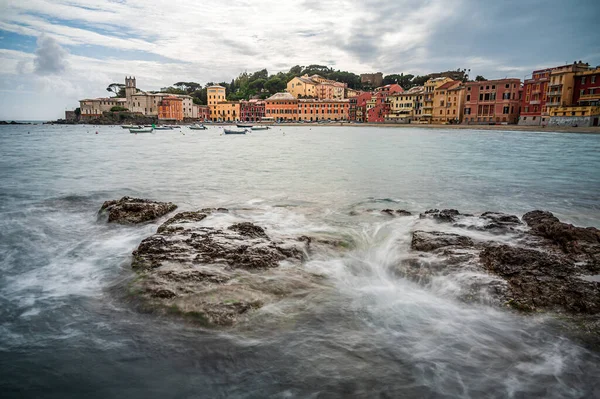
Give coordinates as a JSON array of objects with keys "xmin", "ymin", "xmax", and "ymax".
[
  {"xmin": 251, "ymin": 126, "xmax": 270, "ymax": 131},
  {"xmin": 189, "ymin": 124, "xmax": 207, "ymax": 130},
  {"xmin": 223, "ymin": 128, "xmax": 248, "ymax": 135},
  {"xmin": 236, "ymin": 123, "xmax": 253, "ymax": 128},
  {"xmin": 129, "ymin": 127, "xmax": 154, "ymax": 133}
]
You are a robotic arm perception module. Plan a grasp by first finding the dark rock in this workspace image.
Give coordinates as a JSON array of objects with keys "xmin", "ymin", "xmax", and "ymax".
[
  {"xmin": 99, "ymin": 196, "xmax": 177, "ymax": 224},
  {"xmin": 411, "ymin": 230, "xmax": 474, "ymax": 252},
  {"xmin": 420, "ymin": 209, "xmax": 461, "ymax": 223},
  {"xmin": 129, "ymin": 211, "xmax": 316, "ymax": 326},
  {"xmin": 382, "ymin": 209, "xmax": 412, "ymax": 216},
  {"xmin": 228, "ymin": 222, "xmax": 268, "ymax": 239},
  {"xmin": 480, "ymin": 212, "xmax": 522, "ymax": 231},
  {"xmin": 480, "ymin": 245, "xmax": 600, "ymax": 314},
  {"xmin": 523, "ymin": 210, "xmax": 600, "ymax": 260}
]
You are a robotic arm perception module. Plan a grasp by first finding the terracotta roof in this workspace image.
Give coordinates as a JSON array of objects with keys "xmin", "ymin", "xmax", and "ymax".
[{"xmin": 437, "ymin": 81, "xmax": 457, "ymax": 90}]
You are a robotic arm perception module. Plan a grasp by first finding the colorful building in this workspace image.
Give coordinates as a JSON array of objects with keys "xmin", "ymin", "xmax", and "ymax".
[
  {"xmin": 215, "ymin": 101, "xmax": 240, "ymax": 122},
  {"xmin": 422, "ymin": 77, "xmax": 453, "ymax": 123},
  {"xmin": 519, "ymin": 68, "xmax": 550, "ymax": 126},
  {"xmin": 462, "ymin": 79, "xmax": 522, "ymax": 124},
  {"xmin": 195, "ymin": 105, "xmax": 210, "ymax": 121},
  {"xmin": 207, "ymin": 85, "xmax": 226, "ymax": 121},
  {"xmin": 286, "ymin": 74, "xmax": 347, "ymax": 99},
  {"xmin": 297, "ymin": 99, "xmax": 349, "ymax": 121},
  {"xmin": 354, "ymin": 92, "xmax": 373, "ymax": 122},
  {"xmin": 265, "ymin": 92, "xmax": 299, "ymax": 121},
  {"xmin": 240, "ymin": 99, "xmax": 265, "ymax": 122},
  {"xmin": 432, "ymin": 80, "xmax": 465, "ymax": 124},
  {"xmin": 548, "ymin": 66, "xmax": 600, "ymax": 127},
  {"xmin": 158, "ymin": 96, "xmax": 183, "ymax": 121},
  {"xmin": 545, "ymin": 62, "xmax": 589, "ymax": 123},
  {"xmin": 386, "ymin": 86, "xmax": 425, "ymax": 123},
  {"xmin": 375, "ymin": 84, "xmax": 404, "ymax": 96}
]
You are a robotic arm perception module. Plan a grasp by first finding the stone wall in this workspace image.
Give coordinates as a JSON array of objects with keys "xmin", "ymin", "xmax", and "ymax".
[{"xmin": 518, "ymin": 116, "xmax": 542, "ymax": 126}]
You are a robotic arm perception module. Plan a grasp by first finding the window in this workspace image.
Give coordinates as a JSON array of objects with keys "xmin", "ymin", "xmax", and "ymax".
[
  {"xmin": 467, "ymin": 87, "xmax": 471, "ymax": 91},
  {"xmin": 581, "ymin": 89, "xmax": 585, "ymax": 96},
  {"xmin": 466, "ymin": 94, "xmax": 470, "ymax": 101},
  {"xmin": 503, "ymin": 106, "xmax": 509, "ymax": 114},
  {"xmin": 492, "ymin": 85, "xmax": 495, "ymax": 90},
  {"xmin": 592, "ymin": 76, "xmax": 596, "ymax": 84},
  {"xmin": 582, "ymin": 76, "xmax": 586, "ymax": 84},
  {"xmin": 505, "ymin": 84, "xmax": 510, "ymax": 89}
]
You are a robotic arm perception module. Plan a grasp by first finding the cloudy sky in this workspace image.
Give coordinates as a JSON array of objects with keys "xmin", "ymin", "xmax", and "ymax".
[{"xmin": 0, "ymin": 0, "xmax": 598, "ymax": 120}]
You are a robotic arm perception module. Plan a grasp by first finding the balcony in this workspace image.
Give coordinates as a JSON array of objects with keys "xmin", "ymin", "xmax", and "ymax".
[
  {"xmin": 422, "ymin": 105, "xmax": 433, "ymax": 109},
  {"xmin": 531, "ymin": 89, "xmax": 541, "ymax": 94},
  {"xmin": 547, "ymin": 91, "xmax": 561, "ymax": 96},
  {"xmin": 546, "ymin": 102, "xmax": 561, "ymax": 107},
  {"xmin": 548, "ymin": 82, "xmax": 562, "ymax": 87},
  {"xmin": 529, "ymin": 100, "xmax": 541, "ymax": 105}
]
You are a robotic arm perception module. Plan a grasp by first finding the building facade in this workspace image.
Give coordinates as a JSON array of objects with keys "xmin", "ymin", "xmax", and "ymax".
[
  {"xmin": 354, "ymin": 92, "xmax": 373, "ymax": 122},
  {"xmin": 548, "ymin": 66, "xmax": 600, "ymax": 127},
  {"xmin": 462, "ymin": 79, "xmax": 522, "ymax": 124},
  {"xmin": 80, "ymin": 97, "xmax": 127, "ymax": 118},
  {"xmin": 432, "ymin": 81, "xmax": 464, "ymax": 124},
  {"xmin": 215, "ymin": 101, "xmax": 240, "ymax": 122},
  {"xmin": 265, "ymin": 92, "xmax": 299, "ymax": 121},
  {"xmin": 422, "ymin": 77, "xmax": 453, "ymax": 123},
  {"xmin": 519, "ymin": 68, "xmax": 550, "ymax": 126},
  {"xmin": 158, "ymin": 96, "xmax": 184, "ymax": 121},
  {"xmin": 207, "ymin": 85, "xmax": 226, "ymax": 121},
  {"xmin": 297, "ymin": 99, "xmax": 349, "ymax": 121},
  {"xmin": 240, "ymin": 100, "xmax": 265, "ymax": 122},
  {"xmin": 386, "ymin": 86, "xmax": 425, "ymax": 123}
]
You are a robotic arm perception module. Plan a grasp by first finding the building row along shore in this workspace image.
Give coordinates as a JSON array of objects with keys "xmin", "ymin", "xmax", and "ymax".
[{"xmin": 72, "ymin": 61, "xmax": 600, "ymax": 127}]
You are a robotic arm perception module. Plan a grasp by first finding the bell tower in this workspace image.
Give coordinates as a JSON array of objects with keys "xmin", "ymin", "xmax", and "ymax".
[{"xmin": 125, "ymin": 76, "xmax": 136, "ymax": 100}]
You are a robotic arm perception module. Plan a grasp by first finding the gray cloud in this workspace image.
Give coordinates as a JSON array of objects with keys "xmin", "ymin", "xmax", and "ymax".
[{"xmin": 33, "ymin": 35, "xmax": 68, "ymax": 75}]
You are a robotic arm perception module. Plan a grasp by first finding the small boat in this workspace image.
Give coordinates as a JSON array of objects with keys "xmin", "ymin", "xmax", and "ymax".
[
  {"xmin": 189, "ymin": 124, "xmax": 207, "ymax": 130},
  {"xmin": 154, "ymin": 125, "xmax": 173, "ymax": 130},
  {"xmin": 129, "ymin": 127, "xmax": 154, "ymax": 133},
  {"xmin": 224, "ymin": 128, "xmax": 248, "ymax": 135},
  {"xmin": 236, "ymin": 123, "xmax": 253, "ymax": 128},
  {"xmin": 121, "ymin": 125, "xmax": 135, "ymax": 129},
  {"xmin": 251, "ymin": 126, "xmax": 270, "ymax": 131}
]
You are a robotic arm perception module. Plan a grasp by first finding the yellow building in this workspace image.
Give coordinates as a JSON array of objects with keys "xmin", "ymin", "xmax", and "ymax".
[
  {"xmin": 432, "ymin": 80, "xmax": 465, "ymax": 124},
  {"xmin": 386, "ymin": 86, "xmax": 425, "ymax": 123},
  {"xmin": 287, "ymin": 74, "xmax": 347, "ymax": 99},
  {"xmin": 545, "ymin": 62, "xmax": 589, "ymax": 121},
  {"xmin": 207, "ymin": 85, "xmax": 226, "ymax": 121},
  {"xmin": 287, "ymin": 75, "xmax": 318, "ymax": 98},
  {"xmin": 215, "ymin": 101, "xmax": 240, "ymax": 122},
  {"xmin": 422, "ymin": 77, "xmax": 453, "ymax": 123}
]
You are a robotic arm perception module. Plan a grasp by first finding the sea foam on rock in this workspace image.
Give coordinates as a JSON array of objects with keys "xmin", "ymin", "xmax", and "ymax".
[{"xmin": 99, "ymin": 196, "xmax": 177, "ymax": 224}]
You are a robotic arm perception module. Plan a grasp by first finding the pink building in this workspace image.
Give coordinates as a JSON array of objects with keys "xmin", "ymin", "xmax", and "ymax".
[
  {"xmin": 375, "ymin": 83, "xmax": 404, "ymax": 95},
  {"xmin": 240, "ymin": 99, "xmax": 265, "ymax": 122},
  {"xmin": 463, "ymin": 79, "xmax": 522, "ymax": 124},
  {"xmin": 354, "ymin": 92, "xmax": 373, "ymax": 122}
]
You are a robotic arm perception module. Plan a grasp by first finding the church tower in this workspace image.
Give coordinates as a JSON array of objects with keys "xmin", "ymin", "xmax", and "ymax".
[{"xmin": 125, "ymin": 76, "xmax": 137, "ymax": 100}]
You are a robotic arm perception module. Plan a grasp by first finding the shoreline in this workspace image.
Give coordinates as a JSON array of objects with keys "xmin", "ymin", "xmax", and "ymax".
[{"xmin": 8, "ymin": 120, "xmax": 600, "ymax": 134}]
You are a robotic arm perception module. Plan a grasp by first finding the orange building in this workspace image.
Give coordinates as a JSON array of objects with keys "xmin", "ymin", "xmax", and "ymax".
[
  {"xmin": 265, "ymin": 92, "xmax": 299, "ymax": 121},
  {"xmin": 297, "ymin": 99, "xmax": 349, "ymax": 121},
  {"xmin": 158, "ymin": 96, "xmax": 183, "ymax": 121}
]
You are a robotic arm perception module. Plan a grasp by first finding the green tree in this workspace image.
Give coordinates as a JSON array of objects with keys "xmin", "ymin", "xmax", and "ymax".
[
  {"xmin": 106, "ymin": 83, "xmax": 125, "ymax": 97},
  {"xmin": 475, "ymin": 75, "xmax": 487, "ymax": 81},
  {"xmin": 110, "ymin": 106, "xmax": 128, "ymax": 112}
]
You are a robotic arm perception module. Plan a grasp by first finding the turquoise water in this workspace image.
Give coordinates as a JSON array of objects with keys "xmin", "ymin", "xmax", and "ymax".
[{"xmin": 0, "ymin": 125, "xmax": 599, "ymax": 398}]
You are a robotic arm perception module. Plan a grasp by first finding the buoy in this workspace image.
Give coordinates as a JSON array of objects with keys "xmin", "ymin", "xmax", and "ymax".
[{"xmin": 95, "ymin": 131, "xmax": 98, "ymax": 134}]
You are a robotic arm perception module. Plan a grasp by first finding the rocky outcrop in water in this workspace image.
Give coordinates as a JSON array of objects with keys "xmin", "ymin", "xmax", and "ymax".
[
  {"xmin": 129, "ymin": 210, "xmax": 318, "ymax": 326},
  {"xmin": 409, "ymin": 210, "xmax": 600, "ymax": 322},
  {"xmin": 99, "ymin": 196, "xmax": 177, "ymax": 224}
]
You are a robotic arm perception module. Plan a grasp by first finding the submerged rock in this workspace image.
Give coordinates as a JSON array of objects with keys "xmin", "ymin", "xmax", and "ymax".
[
  {"xmin": 480, "ymin": 212, "xmax": 522, "ymax": 231},
  {"xmin": 382, "ymin": 209, "xmax": 412, "ymax": 217},
  {"xmin": 130, "ymin": 210, "xmax": 315, "ymax": 326},
  {"xmin": 99, "ymin": 196, "xmax": 177, "ymax": 224}
]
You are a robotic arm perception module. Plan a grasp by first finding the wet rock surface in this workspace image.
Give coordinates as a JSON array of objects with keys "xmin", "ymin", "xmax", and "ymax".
[
  {"xmin": 409, "ymin": 209, "xmax": 600, "ymax": 330},
  {"xmin": 381, "ymin": 209, "xmax": 412, "ymax": 217},
  {"xmin": 100, "ymin": 196, "xmax": 177, "ymax": 224},
  {"xmin": 130, "ymin": 210, "xmax": 318, "ymax": 326}
]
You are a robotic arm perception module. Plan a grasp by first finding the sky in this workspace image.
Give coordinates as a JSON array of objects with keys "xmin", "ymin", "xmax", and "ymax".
[{"xmin": 0, "ymin": 0, "xmax": 598, "ymax": 120}]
